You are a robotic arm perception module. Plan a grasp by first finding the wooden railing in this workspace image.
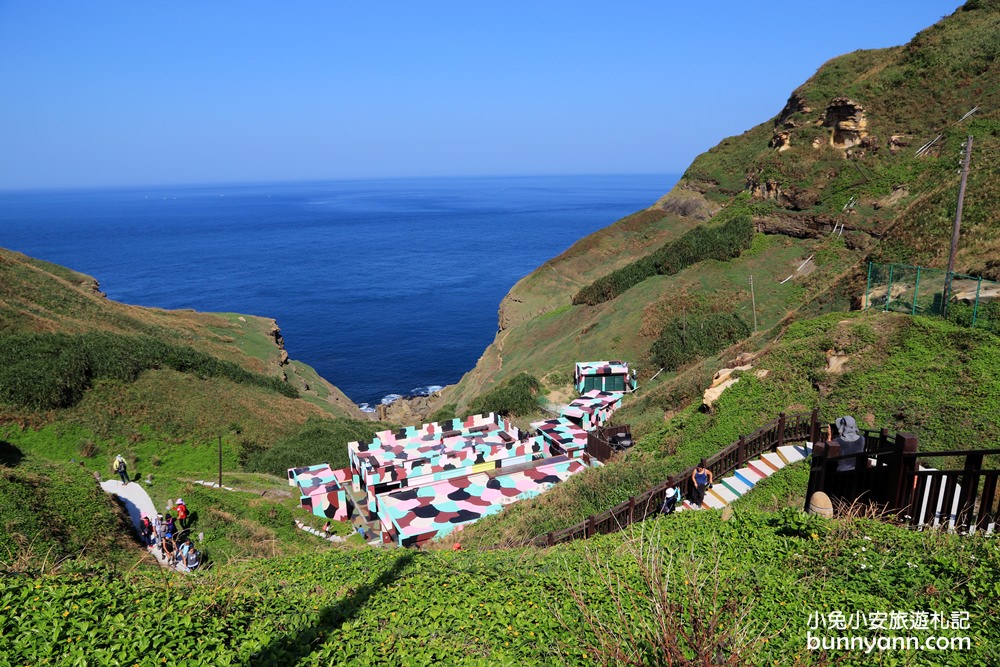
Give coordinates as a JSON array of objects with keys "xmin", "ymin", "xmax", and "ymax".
[
  {"xmin": 585, "ymin": 424, "xmax": 632, "ymax": 463},
  {"xmin": 904, "ymin": 451, "xmax": 1000, "ymax": 532},
  {"xmin": 533, "ymin": 410, "xmax": 819, "ymax": 547},
  {"xmin": 807, "ymin": 434, "xmax": 1000, "ymax": 534}
]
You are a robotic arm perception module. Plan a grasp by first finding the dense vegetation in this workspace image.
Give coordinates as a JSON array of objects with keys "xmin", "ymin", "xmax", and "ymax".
[
  {"xmin": 2, "ymin": 511, "xmax": 996, "ymax": 666},
  {"xmin": 466, "ymin": 372, "xmax": 541, "ymax": 417},
  {"xmin": 0, "ymin": 332, "xmax": 298, "ymax": 410},
  {"xmin": 649, "ymin": 310, "xmax": 752, "ymax": 371},
  {"xmin": 239, "ymin": 416, "xmax": 386, "ymax": 477},
  {"xmin": 572, "ymin": 212, "xmax": 755, "ymax": 306}
]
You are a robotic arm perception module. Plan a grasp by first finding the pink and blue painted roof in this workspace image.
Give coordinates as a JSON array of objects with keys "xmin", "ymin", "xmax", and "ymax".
[{"xmin": 290, "ymin": 362, "xmax": 634, "ymax": 547}]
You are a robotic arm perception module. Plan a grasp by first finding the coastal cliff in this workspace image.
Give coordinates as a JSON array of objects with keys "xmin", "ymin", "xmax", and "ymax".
[{"xmin": 443, "ymin": 0, "xmax": 1000, "ymax": 422}]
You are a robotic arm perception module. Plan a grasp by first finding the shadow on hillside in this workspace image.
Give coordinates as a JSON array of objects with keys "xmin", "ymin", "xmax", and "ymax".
[
  {"xmin": 247, "ymin": 551, "xmax": 414, "ymax": 666},
  {"xmin": 0, "ymin": 441, "xmax": 24, "ymax": 467}
]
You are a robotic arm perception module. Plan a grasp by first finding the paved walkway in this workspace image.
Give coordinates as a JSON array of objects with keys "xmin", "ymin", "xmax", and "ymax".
[{"xmin": 100, "ymin": 480, "xmax": 172, "ymax": 567}]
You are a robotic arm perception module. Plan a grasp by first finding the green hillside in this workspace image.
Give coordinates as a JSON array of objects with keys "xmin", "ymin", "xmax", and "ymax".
[
  {"xmin": 444, "ymin": 0, "xmax": 1000, "ymax": 417},
  {"xmin": 0, "ymin": 247, "xmax": 385, "ymax": 565},
  {"xmin": 3, "ymin": 4, "xmax": 1000, "ymax": 666},
  {"xmin": 3, "ymin": 511, "xmax": 997, "ymax": 666}
]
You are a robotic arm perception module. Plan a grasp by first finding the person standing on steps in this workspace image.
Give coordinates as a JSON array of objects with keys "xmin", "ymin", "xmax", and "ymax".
[
  {"xmin": 691, "ymin": 459, "xmax": 713, "ymax": 508},
  {"xmin": 113, "ymin": 454, "xmax": 130, "ymax": 485}
]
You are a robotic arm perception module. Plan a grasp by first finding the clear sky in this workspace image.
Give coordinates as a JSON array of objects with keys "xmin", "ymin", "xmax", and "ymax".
[{"xmin": 0, "ymin": 1, "xmax": 964, "ymax": 189}]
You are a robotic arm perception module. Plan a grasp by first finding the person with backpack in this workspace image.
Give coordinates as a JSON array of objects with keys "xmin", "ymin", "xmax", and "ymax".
[
  {"xmin": 161, "ymin": 532, "xmax": 177, "ymax": 567},
  {"xmin": 185, "ymin": 548, "xmax": 200, "ymax": 571},
  {"xmin": 164, "ymin": 513, "xmax": 177, "ymax": 539},
  {"xmin": 175, "ymin": 498, "xmax": 189, "ymax": 530},
  {"xmin": 113, "ymin": 455, "xmax": 130, "ymax": 485},
  {"xmin": 660, "ymin": 485, "xmax": 681, "ymax": 515},
  {"xmin": 139, "ymin": 514, "xmax": 153, "ymax": 547}
]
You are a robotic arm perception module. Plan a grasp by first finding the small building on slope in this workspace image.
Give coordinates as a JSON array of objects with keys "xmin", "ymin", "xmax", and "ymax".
[{"xmin": 574, "ymin": 360, "xmax": 637, "ymax": 395}]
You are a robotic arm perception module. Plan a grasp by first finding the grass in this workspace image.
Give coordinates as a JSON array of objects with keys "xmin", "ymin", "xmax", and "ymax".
[
  {"xmin": 3, "ymin": 510, "xmax": 998, "ymax": 666},
  {"xmin": 457, "ymin": 311, "xmax": 1000, "ymax": 545}
]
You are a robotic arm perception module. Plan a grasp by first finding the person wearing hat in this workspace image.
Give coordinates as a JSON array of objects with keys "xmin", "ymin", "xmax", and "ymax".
[
  {"xmin": 176, "ymin": 498, "xmax": 189, "ymax": 530},
  {"xmin": 831, "ymin": 415, "xmax": 866, "ymax": 472},
  {"xmin": 153, "ymin": 513, "xmax": 165, "ymax": 547},
  {"xmin": 161, "ymin": 532, "xmax": 177, "ymax": 567},
  {"xmin": 113, "ymin": 454, "xmax": 130, "ymax": 485}
]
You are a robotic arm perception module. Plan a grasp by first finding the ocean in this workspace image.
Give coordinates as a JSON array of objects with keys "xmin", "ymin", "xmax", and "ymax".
[{"xmin": 0, "ymin": 174, "xmax": 677, "ymax": 409}]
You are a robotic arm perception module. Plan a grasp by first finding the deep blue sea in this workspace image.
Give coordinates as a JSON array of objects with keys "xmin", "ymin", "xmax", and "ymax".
[{"xmin": 0, "ymin": 175, "xmax": 676, "ymax": 409}]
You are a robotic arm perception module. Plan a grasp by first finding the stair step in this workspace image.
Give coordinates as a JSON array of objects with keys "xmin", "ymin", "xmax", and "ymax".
[
  {"xmin": 747, "ymin": 461, "xmax": 775, "ymax": 479},
  {"xmin": 708, "ymin": 484, "xmax": 739, "ymax": 504},
  {"xmin": 760, "ymin": 452, "xmax": 785, "ymax": 471},
  {"xmin": 701, "ymin": 493, "xmax": 727, "ymax": 510},
  {"xmin": 720, "ymin": 477, "xmax": 750, "ymax": 497},
  {"xmin": 734, "ymin": 468, "xmax": 763, "ymax": 487},
  {"xmin": 776, "ymin": 444, "xmax": 807, "ymax": 465}
]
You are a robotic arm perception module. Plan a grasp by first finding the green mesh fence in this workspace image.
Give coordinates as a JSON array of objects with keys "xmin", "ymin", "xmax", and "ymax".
[{"xmin": 865, "ymin": 263, "xmax": 999, "ymax": 334}]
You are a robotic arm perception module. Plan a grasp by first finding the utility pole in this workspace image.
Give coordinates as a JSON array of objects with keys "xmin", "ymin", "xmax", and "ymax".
[
  {"xmin": 943, "ymin": 135, "xmax": 973, "ymax": 319},
  {"xmin": 749, "ymin": 275, "xmax": 758, "ymax": 333},
  {"xmin": 218, "ymin": 435, "xmax": 223, "ymax": 488}
]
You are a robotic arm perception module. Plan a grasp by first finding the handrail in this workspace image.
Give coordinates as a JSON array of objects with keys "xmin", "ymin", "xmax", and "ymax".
[{"xmin": 534, "ymin": 410, "xmax": 818, "ymax": 547}]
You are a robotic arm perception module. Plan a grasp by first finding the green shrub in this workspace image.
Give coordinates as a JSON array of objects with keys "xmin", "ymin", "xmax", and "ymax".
[
  {"xmin": 649, "ymin": 311, "xmax": 752, "ymax": 370},
  {"xmin": 467, "ymin": 373, "xmax": 541, "ymax": 417},
  {"xmin": 0, "ymin": 332, "xmax": 298, "ymax": 410},
  {"xmin": 573, "ymin": 213, "xmax": 755, "ymax": 306},
  {"xmin": 242, "ymin": 417, "xmax": 384, "ymax": 476}
]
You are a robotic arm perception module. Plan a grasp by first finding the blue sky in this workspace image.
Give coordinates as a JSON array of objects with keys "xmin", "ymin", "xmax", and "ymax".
[{"xmin": 0, "ymin": 1, "xmax": 963, "ymax": 189}]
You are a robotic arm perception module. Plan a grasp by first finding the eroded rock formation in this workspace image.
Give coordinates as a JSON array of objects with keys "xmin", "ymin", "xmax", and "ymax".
[{"xmin": 823, "ymin": 97, "xmax": 869, "ymax": 149}]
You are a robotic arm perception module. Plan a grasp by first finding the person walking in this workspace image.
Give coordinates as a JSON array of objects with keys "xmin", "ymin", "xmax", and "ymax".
[
  {"xmin": 153, "ymin": 513, "xmax": 165, "ymax": 547},
  {"xmin": 113, "ymin": 455, "xmax": 130, "ymax": 485},
  {"xmin": 691, "ymin": 459, "xmax": 713, "ymax": 508},
  {"xmin": 139, "ymin": 515, "xmax": 153, "ymax": 548},
  {"xmin": 176, "ymin": 498, "xmax": 189, "ymax": 530}
]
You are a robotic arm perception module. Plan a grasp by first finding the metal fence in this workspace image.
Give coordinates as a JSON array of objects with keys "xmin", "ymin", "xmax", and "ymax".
[{"xmin": 864, "ymin": 263, "xmax": 999, "ymax": 334}]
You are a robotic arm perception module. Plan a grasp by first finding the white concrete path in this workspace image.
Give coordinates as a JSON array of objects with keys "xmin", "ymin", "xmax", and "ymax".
[{"xmin": 100, "ymin": 480, "xmax": 173, "ymax": 567}]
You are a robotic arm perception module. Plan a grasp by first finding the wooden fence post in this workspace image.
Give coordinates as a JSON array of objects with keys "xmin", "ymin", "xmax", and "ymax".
[
  {"xmin": 547, "ymin": 532, "xmax": 554, "ymax": 547},
  {"xmin": 737, "ymin": 435, "xmax": 746, "ymax": 467},
  {"xmin": 810, "ymin": 408, "xmax": 821, "ymax": 444},
  {"xmin": 586, "ymin": 516, "xmax": 595, "ymax": 538},
  {"xmin": 628, "ymin": 496, "xmax": 635, "ymax": 524},
  {"xmin": 805, "ymin": 441, "xmax": 828, "ymax": 511},
  {"xmin": 776, "ymin": 412, "xmax": 787, "ymax": 450},
  {"xmin": 958, "ymin": 452, "xmax": 984, "ymax": 532},
  {"xmin": 888, "ymin": 433, "xmax": 919, "ymax": 512}
]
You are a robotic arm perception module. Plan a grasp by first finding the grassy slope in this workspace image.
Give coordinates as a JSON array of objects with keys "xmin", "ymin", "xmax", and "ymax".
[
  {"xmin": 0, "ymin": 247, "xmax": 379, "ymax": 563},
  {"xmin": 445, "ymin": 1, "xmax": 1000, "ymax": 420},
  {"xmin": 455, "ymin": 312, "xmax": 1000, "ymax": 547},
  {"xmin": 3, "ymin": 511, "xmax": 997, "ymax": 666},
  {"xmin": 0, "ymin": 449, "xmax": 139, "ymax": 571},
  {"xmin": 0, "ymin": 247, "xmax": 365, "ymax": 425}
]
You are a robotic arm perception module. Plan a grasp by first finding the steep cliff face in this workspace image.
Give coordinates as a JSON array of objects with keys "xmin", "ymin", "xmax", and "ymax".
[{"xmin": 445, "ymin": 0, "xmax": 1000, "ymax": 416}]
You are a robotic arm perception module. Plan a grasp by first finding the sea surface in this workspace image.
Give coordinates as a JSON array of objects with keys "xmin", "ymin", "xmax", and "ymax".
[{"xmin": 0, "ymin": 175, "xmax": 677, "ymax": 409}]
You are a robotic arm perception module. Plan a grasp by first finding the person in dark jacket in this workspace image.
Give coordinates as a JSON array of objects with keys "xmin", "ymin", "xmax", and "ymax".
[{"xmin": 832, "ymin": 415, "xmax": 866, "ymax": 472}]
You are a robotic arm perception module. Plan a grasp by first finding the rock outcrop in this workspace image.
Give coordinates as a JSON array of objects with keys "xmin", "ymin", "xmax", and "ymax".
[
  {"xmin": 823, "ymin": 97, "xmax": 869, "ymax": 150},
  {"xmin": 652, "ymin": 189, "xmax": 720, "ymax": 221}
]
